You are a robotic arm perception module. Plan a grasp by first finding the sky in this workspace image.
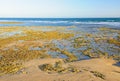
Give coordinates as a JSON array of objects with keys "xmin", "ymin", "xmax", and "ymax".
[{"xmin": 0, "ymin": 0, "xmax": 120, "ymax": 18}]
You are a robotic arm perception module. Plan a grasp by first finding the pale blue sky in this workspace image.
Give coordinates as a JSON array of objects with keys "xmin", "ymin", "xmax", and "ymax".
[{"xmin": 0, "ymin": 0, "xmax": 120, "ymax": 18}]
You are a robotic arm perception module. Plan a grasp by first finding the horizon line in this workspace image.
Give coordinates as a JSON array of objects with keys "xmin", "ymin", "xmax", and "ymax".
[{"xmin": 0, "ymin": 17, "xmax": 120, "ymax": 18}]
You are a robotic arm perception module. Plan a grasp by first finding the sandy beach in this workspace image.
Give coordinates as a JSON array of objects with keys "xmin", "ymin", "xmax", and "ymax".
[{"xmin": 0, "ymin": 58, "xmax": 120, "ymax": 81}]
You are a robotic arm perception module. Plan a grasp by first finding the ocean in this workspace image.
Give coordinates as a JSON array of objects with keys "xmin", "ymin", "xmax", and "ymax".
[{"xmin": 0, "ymin": 18, "xmax": 120, "ymax": 28}]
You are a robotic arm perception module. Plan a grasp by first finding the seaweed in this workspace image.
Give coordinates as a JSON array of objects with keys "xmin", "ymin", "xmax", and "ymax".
[
  {"xmin": 39, "ymin": 61, "xmax": 80, "ymax": 74},
  {"xmin": 90, "ymin": 71, "xmax": 105, "ymax": 79}
]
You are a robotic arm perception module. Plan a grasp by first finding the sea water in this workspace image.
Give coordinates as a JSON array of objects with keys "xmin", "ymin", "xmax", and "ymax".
[{"xmin": 0, "ymin": 18, "xmax": 120, "ymax": 28}]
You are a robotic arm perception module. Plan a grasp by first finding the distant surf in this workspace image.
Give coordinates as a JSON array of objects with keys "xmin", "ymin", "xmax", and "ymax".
[{"xmin": 0, "ymin": 18, "xmax": 120, "ymax": 28}]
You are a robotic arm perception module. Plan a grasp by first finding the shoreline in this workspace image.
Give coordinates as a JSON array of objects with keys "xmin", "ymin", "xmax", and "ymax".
[{"xmin": 0, "ymin": 26, "xmax": 119, "ymax": 81}]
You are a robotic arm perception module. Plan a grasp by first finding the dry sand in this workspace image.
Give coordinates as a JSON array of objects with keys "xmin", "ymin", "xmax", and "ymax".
[{"xmin": 0, "ymin": 58, "xmax": 120, "ymax": 81}]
